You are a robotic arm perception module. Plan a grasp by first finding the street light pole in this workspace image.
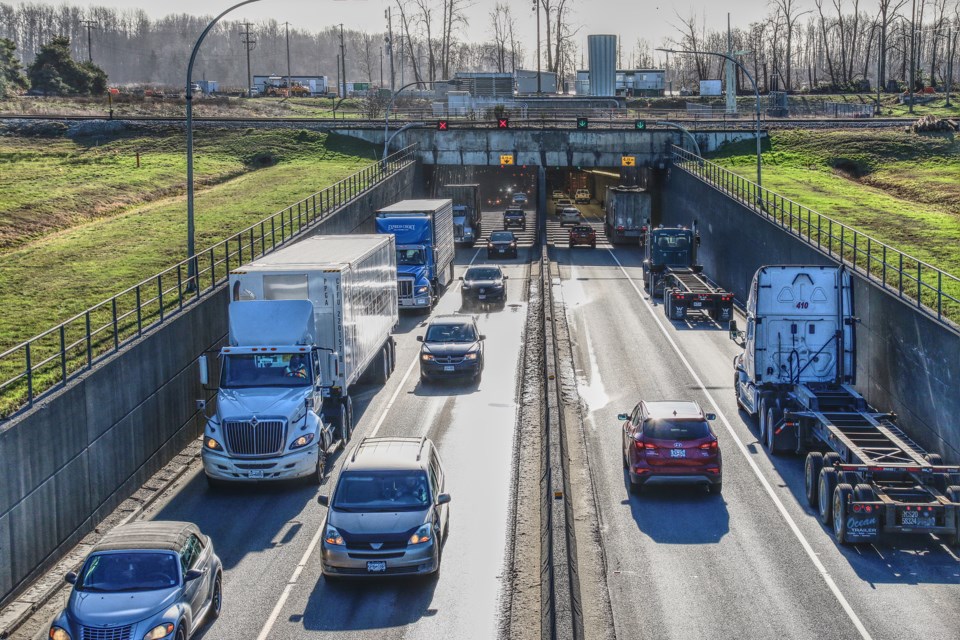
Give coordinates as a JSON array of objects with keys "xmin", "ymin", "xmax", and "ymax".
[
  {"xmin": 186, "ymin": 0, "xmax": 265, "ymax": 288},
  {"xmin": 658, "ymin": 48, "xmax": 763, "ymax": 189}
]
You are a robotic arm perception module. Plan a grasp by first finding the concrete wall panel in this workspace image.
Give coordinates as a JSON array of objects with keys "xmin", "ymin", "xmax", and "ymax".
[
  {"xmin": 663, "ymin": 168, "xmax": 960, "ymax": 462},
  {"xmin": 0, "ymin": 161, "xmax": 415, "ymax": 605}
]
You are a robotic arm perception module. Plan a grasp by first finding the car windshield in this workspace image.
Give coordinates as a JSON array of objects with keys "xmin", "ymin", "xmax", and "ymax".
[
  {"xmin": 572, "ymin": 226, "xmax": 592, "ymax": 233},
  {"xmin": 397, "ymin": 249, "xmax": 426, "ymax": 266},
  {"xmin": 333, "ymin": 470, "xmax": 431, "ymax": 511},
  {"xmin": 465, "ymin": 267, "xmax": 502, "ymax": 280},
  {"xmin": 490, "ymin": 232, "xmax": 514, "ymax": 242},
  {"xmin": 76, "ymin": 552, "xmax": 179, "ymax": 592},
  {"xmin": 505, "ymin": 210, "xmax": 523, "ymax": 216},
  {"xmin": 425, "ymin": 322, "xmax": 477, "ymax": 342},
  {"xmin": 222, "ymin": 353, "xmax": 312, "ymax": 388},
  {"xmin": 643, "ymin": 419, "xmax": 710, "ymax": 441}
]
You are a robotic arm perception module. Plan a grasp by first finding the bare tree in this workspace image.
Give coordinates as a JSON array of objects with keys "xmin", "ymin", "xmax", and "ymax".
[
  {"xmin": 771, "ymin": 0, "xmax": 811, "ymax": 90},
  {"xmin": 488, "ymin": 3, "xmax": 509, "ymax": 72}
]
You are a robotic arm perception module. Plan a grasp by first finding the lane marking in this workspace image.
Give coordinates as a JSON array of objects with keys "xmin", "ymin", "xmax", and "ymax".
[
  {"xmin": 255, "ymin": 246, "xmax": 484, "ymax": 640},
  {"xmin": 606, "ymin": 249, "xmax": 873, "ymax": 640}
]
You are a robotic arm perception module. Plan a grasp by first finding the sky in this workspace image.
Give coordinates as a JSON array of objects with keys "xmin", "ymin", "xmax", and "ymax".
[{"xmin": 52, "ymin": 0, "xmax": 764, "ymax": 65}]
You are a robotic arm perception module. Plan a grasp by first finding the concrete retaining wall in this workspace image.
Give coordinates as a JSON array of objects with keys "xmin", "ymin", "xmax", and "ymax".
[
  {"xmin": 0, "ymin": 163, "xmax": 415, "ymax": 605},
  {"xmin": 662, "ymin": 168, "xmax": 960, "ymax": 461}
]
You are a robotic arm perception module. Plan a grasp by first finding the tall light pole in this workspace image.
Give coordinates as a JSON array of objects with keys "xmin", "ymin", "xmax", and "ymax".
[
  {"xmin": 658, "ymin": 48, "xmax": 763, "ymax": 190},
  {"xmin": 533, "ymin": 0, "xmax": 541, "ymax": 94},
  {"xmin": 909, "ymin": 0, "xmax": 916, "ymax": 114},
  {"xmin": 186, "ymin": 0, "xmax": 264, "ymax": 287}
]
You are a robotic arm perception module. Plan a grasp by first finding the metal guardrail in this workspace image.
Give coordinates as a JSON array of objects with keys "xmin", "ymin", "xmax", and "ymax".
[
  {"xmin": 671, "ymin": 145, "xmax": 960, "ymax": 328},
  {"xmin": 0, "ymin": 144, "xmax": 418, "ymax": 419}
]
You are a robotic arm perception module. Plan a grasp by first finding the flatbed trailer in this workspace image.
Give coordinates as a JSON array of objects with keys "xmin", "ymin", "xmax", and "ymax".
[{"xmin": 662, "ymin": 267, "xmax": 734, "ymax": 322}]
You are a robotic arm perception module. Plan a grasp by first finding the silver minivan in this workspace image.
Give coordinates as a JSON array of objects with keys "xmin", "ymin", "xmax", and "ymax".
[{"xmin": 317, "ymin": 437, "xmax": 451, "ymax": 578}]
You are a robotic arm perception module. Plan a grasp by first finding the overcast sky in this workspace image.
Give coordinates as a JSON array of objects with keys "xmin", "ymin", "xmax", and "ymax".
[{"xmin": 53, "ymin": 0, "xmax": 760, "ymax": 63}]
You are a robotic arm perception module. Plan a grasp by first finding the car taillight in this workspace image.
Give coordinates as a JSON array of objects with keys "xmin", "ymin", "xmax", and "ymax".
[
  {"xmin": 699, "ymin": 439, "xmax": 718, "ymax": 452},
  {"xmin": 616, "ymin": 225, "xmax": 624, "ymax": 231}
]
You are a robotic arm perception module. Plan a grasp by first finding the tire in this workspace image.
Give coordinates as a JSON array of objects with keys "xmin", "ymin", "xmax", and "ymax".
[
  {"xmin": 823, "ymin": 452, "xmax": 842, "ymax": 468},
  {"xmin": 925, "ymin": 454, "xmax": 947, "ymax": 491},
  {"xmin": 709, "ymin": 481, "xmax": 723, "ymax": 495},
  {"xmin": 804, "ymin": 452, "xmax": 824, "ymax": 508},
  {"xmin": 568, "ymin": 242, "xmax": 574, "ymax": 249},
  {"xmin": 311, "ymin": 444, "xmax": 327, "ymax": 485},
  {"xmin": 375, "ymin": 346, "xmax": 389, "ymax": 385},
  {"xmin": 622, "ymin": 435, "xmax": 629, "ymax": 469},
  {"xmin": 924, "ymin": 453, "xmax": 943, "ymax": 465},
  {"xmin": 207, "ymin": 573, "xmax": 223, "ymax": 622},
  {"xmin": 758, "ymin": 397, "xmax": 770, "ymax": 442},
  {"xmin": 945, "ymin": 486, "xmax": 960, "ymax": 547},
  {"xmin": 629, "ymin": 478, "xmax": 643, "ymax": 495},
  {"xmin": 388, "ymin": 338, "xmax": 396, "ymax": 373},
  {"xmin": 765, "ymin": 405, "xmax": 783, "ymax": 454},
  {"xmin": 591, "ymin": 242, "xmax": 596, "ymax": 249},
  {"xmin": 344, "ymin": 397, "xmax": 354, "ymax": 442},
  {"xmin": 853, "ymin": 483, "xmax": 875, "ymax": 503},
  {"xmin": 833, "ymin": 483, "xmax": 854, "ymax": 544},
  {"xmin": 175, "ymin": 625, "xmax": 186, "ymax": 640},
  {"xmin": 818, "ymin": 467, "xmax": 838, "ymax": 526}
]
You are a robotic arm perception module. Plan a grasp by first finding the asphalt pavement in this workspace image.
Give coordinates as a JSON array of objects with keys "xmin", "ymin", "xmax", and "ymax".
[{"xmin": 552, "ymin": 202, "xmax": 960, "ymax": 640}]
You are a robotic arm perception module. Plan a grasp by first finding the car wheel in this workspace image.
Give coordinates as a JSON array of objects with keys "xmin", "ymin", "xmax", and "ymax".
[
  {"xmin": 207, "ymin": 572, "xmax": 223, "ymax": 622},
  {"xmin": 175, "ymin": 625, "xmax": 186, "ymax": 640},
  {"xmin": 568, "ymin": 242, "xmax": 574, "ymax": 248},
  {"xmin": 622, "ymin": 438, "xmax": 629, "ymax": 469},
  {"xmin": 709, "ymin": 481, "xmax": 723, "ymax": 495},
  {"xmin": 629, "ymin": 478, "xmax": 643, "ymax": 495},
  {"xmin": 591, "ymin": 242, "xmax": 596, "ymax": 249}
]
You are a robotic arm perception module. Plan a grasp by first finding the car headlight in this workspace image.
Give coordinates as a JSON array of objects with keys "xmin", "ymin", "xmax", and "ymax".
[
  {"xmin": 510, "ymin": 242, "xmax": 517, "ymax": 247},
  {"xmin": 324, "ymin": 525, "xmax": 344, "ymax": 545},
  {"xmin": 421, "ymin": 353, "xmax": 435, "ymax": 361},
  {"xmin": 204, "ymin": 437, "xmax": 223, "ymax": 451},
  {"xmin": 409, "ymin": 523, "xmax": 433, "ymax": 545},
  {"xmin": 49, "ymin": 627, "xmax": 71, "ymax": 640},
  {"xmin": 143, "ymin": 623, "xmax": 175, "ymax": 640},
  {"xmin": 289, "ymin": 433, "xmax": 315, "ymax": 450},
  {"xmin": 464, "ymin": 352, "xmax": 478, "ymax": 361},
  {"xmin": 416, "ymin": 285, "xmax": 429, "ymax": 294}
]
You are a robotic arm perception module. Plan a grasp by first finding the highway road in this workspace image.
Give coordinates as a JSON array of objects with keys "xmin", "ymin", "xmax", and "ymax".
[
  {"xmin": 550, "ymin": 203, "xmax": 960, "ymax": 640},
  {"xmin": 74, "ymin": 210, "xmax": 539, "ymax": 640}
]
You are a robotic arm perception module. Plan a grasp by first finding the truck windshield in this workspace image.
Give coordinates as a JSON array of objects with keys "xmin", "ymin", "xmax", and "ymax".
[
  {"xmin": 222, "ymin": 353, "xmax": 313, "ymax": 388},
  {"xmin": 333, "ymin": 470, "xmax": 431, "ymax": 512},
  {"xmin": 652, "ymin": 232, "xmax": 692, "ymax": 267},
  {"xmin": 397, "ymin": 248, "xmax": 426, "ymax": 265}
]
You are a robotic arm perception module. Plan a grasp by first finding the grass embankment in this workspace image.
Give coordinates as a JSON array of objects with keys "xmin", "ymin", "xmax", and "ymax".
[
  {"xmin": 0, "ymin": 129, "xmax": 376, "ymax": 413},
  {"xmin": 708, "ymin": 129, "xmax": 960, "ymax": 309},
  {"xmin": 631, "ymin": 93, "xmax": 960, "ymax": 118}
]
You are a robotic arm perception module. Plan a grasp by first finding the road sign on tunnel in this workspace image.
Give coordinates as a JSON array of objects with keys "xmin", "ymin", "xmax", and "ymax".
[
  {"xmin": 500, "ymin": 154, "xmax": 515, "ymax": 165},
  {"xmin": 576, "ymin": 117, "xmax": 589, "ymax": 130},
  {"xmin": 437, "ymin": 120, "xmax": 448, "ymax": 131},
  {"xmin": 622, "ymin": 156, "xmax": 636, "ymax": 167},
  {"xmin": 498, "ymin": 118, "xmax": 509, "ymax": 129}
]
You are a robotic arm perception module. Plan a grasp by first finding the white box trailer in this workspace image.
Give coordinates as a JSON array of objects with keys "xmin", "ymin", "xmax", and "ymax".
[{"xmin": 199, "ymin": 235, "xmax": 398, "ymax": 486}]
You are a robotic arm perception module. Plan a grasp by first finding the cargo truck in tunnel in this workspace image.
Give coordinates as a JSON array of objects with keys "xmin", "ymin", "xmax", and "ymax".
[
  {"xmin": 197, "ymin": 235, "xmax": 398, "ymax": 487},
  {"xmin": 376, "ymin": 199, "xmax": 455, "ymax": 310},
  {"xmin": 604, "ymin": 185, "xmax": 651, "ymax": 244},
  {"xmin": 439, "ymin": 183, "xmax": 482, "ymax": 245}
]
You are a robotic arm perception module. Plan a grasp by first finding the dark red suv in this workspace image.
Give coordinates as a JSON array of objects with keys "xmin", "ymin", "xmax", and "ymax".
[
  {"xmin": 619, "ymin": 400, "xmax": 722, "ymax": 495},
  {"xmin": 568, "ymin": 225, "xmax": 596, "ymax": 249}
]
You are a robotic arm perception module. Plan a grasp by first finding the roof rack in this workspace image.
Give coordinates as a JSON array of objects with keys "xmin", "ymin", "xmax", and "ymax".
[
  {"xmin": 350, "ymin": 437, "xmax": 367, "ymax": 463},
  {"xmin": 416, "ymin": 436, "xmax": 428, "ymax": 461}
]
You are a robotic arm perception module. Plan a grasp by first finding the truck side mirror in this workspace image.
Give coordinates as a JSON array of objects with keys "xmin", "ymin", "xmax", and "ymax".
[
  {"xmin": 729, "ymin": 320, "xmax": 744, "ymax": 344},
  {"xmin": 198, "ymin": 355, "xmax": 209, "ymax": 386},
  {"xmin": 327, "ymin": 352, "xmax": 339, "ymax": 378},
  {"xmin": 695, "ymin": 234, "xmax": 701, "ymax": 247}
]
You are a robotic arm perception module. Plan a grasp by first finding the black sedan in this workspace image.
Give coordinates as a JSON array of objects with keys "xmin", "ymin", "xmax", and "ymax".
[
  {"xmin": 418, "ymin": 314, "xmax": 486, "ymax": 382},
  {"xmin": 460, "ymin": 266, "xmax": 508, "ymax": 306},
  {"xmin": 487, "ymin": 231, "xmax": 518, "ymax": 258}
]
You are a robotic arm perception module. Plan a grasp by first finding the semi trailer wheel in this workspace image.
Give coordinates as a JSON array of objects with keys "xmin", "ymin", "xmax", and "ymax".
[
  {"xmin": 805, "ymin": 452, "xmax": 824, "ymax": 508},
  {"xmin": 818, "ymin": 467, "xmax": 838, "ymax": 526},
  {"xmin": 832, "ymin": 483, "xmax": 854, "ymax": 544}
]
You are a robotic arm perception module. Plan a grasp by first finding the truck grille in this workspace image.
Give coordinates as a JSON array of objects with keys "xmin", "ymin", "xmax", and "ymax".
[
  {"xmin": 224, "ymin": 420, "xmax": 285, "ymax": 456},
  {"xmin": 398, "ymin": 279, "xmax": 414, "ymax": 299},
  {"xmin": 82, "ymin": 626, "xmax": 133, "ymax": 640}
]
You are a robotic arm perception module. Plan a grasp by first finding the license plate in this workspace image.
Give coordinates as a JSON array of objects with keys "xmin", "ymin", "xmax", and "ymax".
[
  {"xmin": 444, "ymin": 365, "xmax": 455, "ymax": 372},
  {"xmin": 670, "ymin": 449, "xmax": 686, "ymax": 458},
  {"xmin": 247, "ymin": 470, "xmax": 264, "ymax": 479},
  {"xmin": 498, "ymin": 248, "xmax": 505, "ymax": 253},
  {"xmin": 478, "ymin": 295, "xmax": 486, "ymax": 300},
  {"xmin": 366, "ymin": 561, "xmax": 387, "ymax": 573},
  {"xmin": 692, "ymin": 301, "xmax": 703, "ymax": 308},
  {"xmin": 901, "ymin": 512, "xmax": 935, "ymax": 528}
]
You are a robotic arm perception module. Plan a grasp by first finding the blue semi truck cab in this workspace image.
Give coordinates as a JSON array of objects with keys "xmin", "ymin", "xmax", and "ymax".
[{"xmin": 376, "ymin": 199, "xmax": 455, "ymax": 309}]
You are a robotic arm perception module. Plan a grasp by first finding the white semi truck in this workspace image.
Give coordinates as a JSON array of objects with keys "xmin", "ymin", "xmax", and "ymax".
[{"xmin": 199, "ymin": 235, "xmax": 398, "ymax": 487}]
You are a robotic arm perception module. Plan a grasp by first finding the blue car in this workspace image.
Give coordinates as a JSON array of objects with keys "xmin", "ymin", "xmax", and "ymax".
[{"xmin": 50, "ymin": 521, "xmax": 222, "ymax": 640}]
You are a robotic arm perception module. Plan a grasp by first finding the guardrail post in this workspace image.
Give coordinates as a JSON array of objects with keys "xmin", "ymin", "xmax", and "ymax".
[
  {"xmin": 111, "ymin": 297, "xmax": 119, "ymax": 351},
  {"xmin": 238, "ymin": 234, "xmax": 243, "ymax": 266},
  {"xmin": 938, "ymin": 271, "xmax": 943, "ymax": 319},
  {"xmin": 85, "ymin": 312, "xmax": 92, "ymax": 367},
  {"xmin": 270, "ymin": 218, "xmax": 276, "ymax": 250},
  {"xmin": 60, "ymin": 326, "xmax": 67, "ymax": 386},
  {"xmin": 828, "ymin": 220, "xmax": 833, "ymax": 257},
  {"xmin": 136, "ymin": 286, "xmax": 142, "ymax": 336},
  {"xmin": 917, "ymin": 263, "xmax": 922, "ymax": 308},
  {"xmin": 882, "ymin": 246, "xmax": 887, "ymax": 287},
  {"xmin": 178, "ymin": 264, "xmax": 184, "ymax": 311},
  {"xmin": 209, "ymin": 247, "xmax": 216, "ymax": 289},
  {"xmin": 852, "ymin": 232, "xmax": 858, "ymax": 272},
  {"xmin": 899, "ymin": 253, "xmax": 904, "ymax": 296},
  {"xmin": 25, "ymin": 341, "xmax": 32, "ymax": 405},
  {"xmin": 158, "ymin": 275, "xmax": 164, "ymax": 321}
]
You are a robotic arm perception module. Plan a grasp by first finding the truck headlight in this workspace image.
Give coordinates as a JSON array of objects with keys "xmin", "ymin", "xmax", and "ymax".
[
  {"xmin": 49, "ymin": 627, "xmax": 71, "ymax": 640},
  {"xmin": 143, "ymin": 623, "xmax": 175, "ymax": 640},
  {"xmin": 205, "ymin": 438, "xmax": 223, "ymax": 451},
  {"xmin": 290, "ymin": 433, "xmax": 315, "ymax": 450},
  {"xmin": 409, "ymin": 523, "xmax": 432, "ymax": 545},
  {"xmin": 324, "ymin": 525, "xmax": 344, "ymax": 545},
  {"xmin": 416, "ymin": 285, "xmax": 429, "ymax": 294}
]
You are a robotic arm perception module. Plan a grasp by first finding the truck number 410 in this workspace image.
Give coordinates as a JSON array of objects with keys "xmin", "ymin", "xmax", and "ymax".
[{"xmin": 796, "ymin": 301, "xmax": 810, "ymax": 309}]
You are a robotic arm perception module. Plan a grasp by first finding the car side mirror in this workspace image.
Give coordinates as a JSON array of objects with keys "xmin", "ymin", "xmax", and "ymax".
[
  {"xmin": 184, "ymin": 569, "xmax": 203, "ymax": 582},
  {"xmin": 458, "ymin": 276, "xmax": 463, "ymax": 280},
  {"xmin": 65, "ymin": 572, "xmax": 77, "ymax": 585},
  {"xmin": 706, "ymin": 413, "xmax": 717, "ymax": 421},
  {"xmin": 503, "ymin": 275, "xmax": 509, "ymax": 279},
  {"xmin": 317, "ymin": 495, "xmax": 329, "ymax": 507},
  {"xmin": 416, "ymin": 336, "xmax": 424, "ymax": 342},
  {"xmin": 479, "ymin": 334, "xmax": 486, "ymax": 341},
  {"xmin": 436, "ymin": 493, "xmax": 451, "ymax": 505},
  {"xmin": 617, "ymin": 413, "xmax": 629, "ymax": 421}
]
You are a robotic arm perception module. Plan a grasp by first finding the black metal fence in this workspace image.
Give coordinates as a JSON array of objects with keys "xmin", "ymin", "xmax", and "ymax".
[
  {"xmin": 0, "ymin": 145, "xmax": 417, "ymax": 419},
  {"xmin": 672, "ymin": 145, "xmax": 960, "ymax": 328}
]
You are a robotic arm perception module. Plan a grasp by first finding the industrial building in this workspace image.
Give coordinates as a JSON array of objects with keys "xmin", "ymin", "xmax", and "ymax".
[
  {"xmin": 576, "ymin": 68, "xmax": 666, "ymax": 97},
  {"xmin": 252, "ymin": 75, "xmax": 328, "ymax": 96}
]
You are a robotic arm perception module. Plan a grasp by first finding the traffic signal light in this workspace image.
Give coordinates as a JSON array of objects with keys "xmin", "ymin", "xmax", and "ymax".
[
  {"xmin": 576, "ymin": 117, "xmax": 588, "ymax": 130},
  {"xmin": 437, "ymin": 120, "xmax": 448, "ymax": 131},
  {"xmin": 635, "ymin": 119, "xmax": 647, "ymax": 130},
  {"xmin": 497, "ymin": 117, "xmax": 509, "ymax": 129}
]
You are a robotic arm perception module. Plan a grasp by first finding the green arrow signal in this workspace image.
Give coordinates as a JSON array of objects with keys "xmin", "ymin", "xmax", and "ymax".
[{"xmin": 635, "ymin": 120, "xmax": 646, "ymax": 130}]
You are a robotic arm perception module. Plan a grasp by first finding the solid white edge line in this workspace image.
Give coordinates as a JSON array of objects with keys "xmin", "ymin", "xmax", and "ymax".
[
  {"xmin": 607, "ymin": 249, "xmax": 873, "ymax": 640},
  {"xmin": 255, "ymin": 246, "xmax": 483, "ymax": 640}
]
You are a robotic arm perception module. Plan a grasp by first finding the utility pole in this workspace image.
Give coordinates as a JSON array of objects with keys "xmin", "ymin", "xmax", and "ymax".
[
  {"xmin": 81, "ymin": 20, "xmax": 97, "ymax": 62},
  {"xmin": 336, "ymin": 53, "xmax": 341, "ymax": 99},
  {"xmin": 284, "ymin": 22, "xmax": 292, "ymax": 95},
  {"xmin": 909, "ymin": 0, "xmax": 916, "ymax": 114},
  {"xmin": 533, "ymin": 0, "xmax": 541, "ymax": 94},
  {"xmin": 385, "ymin": 7, "xmax": 396, "ymax": 92},
  {"xmin": 947, "ymin": 26, "xmax": 954, "ymax": 107},
  {"xmin": 339, "ymin": 23, "xmax": 347, "ymax": 97},
  {"xmin": 726, "ymin": 13, "xmax": 736, "ymax": 114},
  {"xmin": 240, "ymin": 22, "xmax": 256, "ymax": 97},
  {"xmin": 380, "ymin": 47, "xmax": 384, "ymax": 87}
]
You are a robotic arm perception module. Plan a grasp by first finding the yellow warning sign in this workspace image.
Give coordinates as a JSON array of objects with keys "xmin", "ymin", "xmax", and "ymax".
[
  {"xmin": 500, "ymin": 154, "xmax": 515, "ymax": 165},
  {"xmin": 621, "ymin": 156, "xmax": 636, "ymax": 167}
]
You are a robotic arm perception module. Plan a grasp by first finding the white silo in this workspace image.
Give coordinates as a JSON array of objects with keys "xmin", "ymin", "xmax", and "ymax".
[{"xmin": 588, "ymin": 35, "xmax": 617, "ymax": 96}]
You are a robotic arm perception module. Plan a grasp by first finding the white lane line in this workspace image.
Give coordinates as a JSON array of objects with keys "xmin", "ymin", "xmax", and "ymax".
[
  {"xmin": 255, "ymin": 246, "xmax": 484, "ymax": 640},
  {"xmin": 607, "ymin": 249, "xmax": 874, "ymax": 640}
]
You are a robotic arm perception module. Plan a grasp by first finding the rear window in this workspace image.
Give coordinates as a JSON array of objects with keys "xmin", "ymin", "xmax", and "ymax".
[{"xmin": 643, "ymin": 419, "xmax": 709, "ymax": 441}]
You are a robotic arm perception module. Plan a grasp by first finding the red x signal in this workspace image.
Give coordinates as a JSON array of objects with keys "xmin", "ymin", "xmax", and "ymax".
[
  {"xmin": 437, "ymin": 120, "xmax": 448, "ymax": 131},
  {"xmin": 498, "ymin": 118, "xmax": 509, "ymax": 129}
]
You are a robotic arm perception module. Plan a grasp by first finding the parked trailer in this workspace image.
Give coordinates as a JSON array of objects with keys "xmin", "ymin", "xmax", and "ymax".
[{"xmin": 732, "ymin": 265, "xmax": 960, "ymax": 546}]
